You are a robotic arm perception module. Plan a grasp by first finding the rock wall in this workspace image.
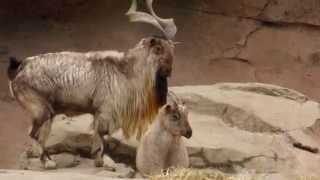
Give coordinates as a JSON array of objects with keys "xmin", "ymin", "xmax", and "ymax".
[
  {"xmin": 0, "ymin": 0, "xmax": 320, "ymax": 100},
  {"xmin": 1, "ymin": 0, "xmax": 320, "ymax": 169},
  {"xmin": 166, "ymin": 0, "xmax": 320, "ymax": 101}
]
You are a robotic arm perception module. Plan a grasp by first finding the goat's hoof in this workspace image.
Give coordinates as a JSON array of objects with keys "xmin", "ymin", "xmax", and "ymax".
[
  {"xmin": 44, "ymin": 160, "xmax": 57, "ymax": 170},
  {"xmin": 94, "ymin": 159, "xmax": 104, "ymax": 167},
  {"xmin": 104, "ymin": 165, "xmax": 116, "ymax": 172}
]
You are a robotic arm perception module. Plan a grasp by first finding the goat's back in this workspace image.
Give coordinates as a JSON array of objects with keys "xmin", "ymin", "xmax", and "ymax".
[{"xmin": 11, "ymin": 51, "xmax": 125, "ymax": 112}]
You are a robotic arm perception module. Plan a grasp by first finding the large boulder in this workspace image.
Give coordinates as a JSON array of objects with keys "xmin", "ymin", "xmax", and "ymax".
[
  {"xmin": 172, "ymin": 83, "xmax": 320, "ymax": 177},
  {"xmin": 21, "ymin": 83, "xmax": 320, "ymax": 178}
]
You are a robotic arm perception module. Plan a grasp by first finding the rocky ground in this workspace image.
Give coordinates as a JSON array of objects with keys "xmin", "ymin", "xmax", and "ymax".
[
  {"xmin": 1, "ymin": 0, "xmax": 320, "ymax": 179},
  {"xmin": 1, "ymin": 83, "xmax": 318, "ymax": 180},
  {"xmin": 0, "ymin": 170, "xmax": 142, "ymax": 180}
]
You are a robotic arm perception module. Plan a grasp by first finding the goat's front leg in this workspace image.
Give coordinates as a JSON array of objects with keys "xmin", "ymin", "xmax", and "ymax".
[
  {"xmin": 92, "ymin": 132, "xmax": 105, "ymax": 167},
  {"xmin": 91, "ymin": 109, "xmax": 114, "ymax": 167}
]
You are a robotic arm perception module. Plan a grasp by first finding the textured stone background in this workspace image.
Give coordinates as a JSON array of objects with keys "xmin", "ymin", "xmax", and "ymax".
[
  {"xmin": 1, "ymin": 0, "xmax": 320, "ymax": 169},
  {"xmin": 1, "ymin": 0, "xmax": 320, "ymax": 99}
]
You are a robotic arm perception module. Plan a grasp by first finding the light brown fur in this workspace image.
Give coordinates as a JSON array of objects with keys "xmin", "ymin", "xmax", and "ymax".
[
  {"xmin": 8, "ymin": 37, "xmax": 174, "ymax": 168},
  {"xmin": 136, "ymin": 96, "xmax": 192, "ymax": 176}
]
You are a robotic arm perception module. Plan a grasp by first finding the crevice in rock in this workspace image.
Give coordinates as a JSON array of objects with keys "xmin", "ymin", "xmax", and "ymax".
[
  {"xmin": 237, "ymin": 25, "xmax": 263, "ymax": 49},
  {"xmin": 211, "ymin": 57, "xmax": 252, "ymax": 65},
  {"xmin": 44, "ymin": 136, "xmax": 137, "ymax": 167},
  {"xmin": 257, "ymin": 0, "xmax": 272, "ymax": 18},
  {"xmin": 104, "ymin": 137, "xmax": 137, "ymax": 168},
  {"xmin": 196, "ymin": 147, "xmax": 282, "ymax": 174},
  {"xmin": 219, "ymin": 84, "xmax": 309, "ymax": 103},
  {"xmin": 180, "ymin": 93, "xmax": 284, "ymax": 134},
  {"xmin": 292, "ymin": 142, "xmax": 319, "ymax": 154},
  {"xmin": 259, "ymin": 19, "xmax": 320, "ymax": 30},
  {"xmin": 189, "ymin": 148, "xmax": 209, "ymax": 169},
  {"xmin": 216, "ymin": 155, "xmax": 275, "ymax": 168},
  {"xmin": 282, "ymin": 131, "xmax": 319, "ymax": 154},
  {"xmin": 210, "ymin": 23, "xmax": 263, "ymax": 65}
]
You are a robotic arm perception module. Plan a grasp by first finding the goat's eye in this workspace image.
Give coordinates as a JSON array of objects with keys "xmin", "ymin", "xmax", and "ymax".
[{"xmin": 154, "ymin": 45, "xmax": 163, "ymax": 55}]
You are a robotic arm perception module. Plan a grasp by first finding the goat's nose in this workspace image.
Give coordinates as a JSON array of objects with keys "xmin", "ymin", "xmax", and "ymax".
[{"xmin": 185, "ymin": 129, "xmax": 192, "ymax": 139}]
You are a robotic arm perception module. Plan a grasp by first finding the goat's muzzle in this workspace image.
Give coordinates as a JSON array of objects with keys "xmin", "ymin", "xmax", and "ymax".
[{"xmin": 183, "ymin": 129, "xmax": 192, "ymax": 139}]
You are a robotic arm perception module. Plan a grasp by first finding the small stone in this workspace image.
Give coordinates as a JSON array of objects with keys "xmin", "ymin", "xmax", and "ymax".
[
  {"xmin": 115, "ymin": 163, "xmax": 135, "ymax": 178},
  {"xmin": 103, "ymin": 155, "xmax": 116, "ymax": 171},
  {"xmin": 18, "ymin": 152, "xmax": 30, "ymax": 170},
  {"xmin": 104, "ymin": 166, "xmax": 116, "ymax": 172},
  {"xmin": 189, "ymin": 157, "xmax": 206, "ymax": 168},
  {"xmin": 134, "ymin": 172, "xmax": 144, "ymax": 178},
  {"xmin": 55, "ymin": 114, "xmax": 68, "ymax": 121},
  {"xmin": 44, "ymin": 160, "xmax": 57, "ymax": 170},
  {"xmin": 53, "ymin": 153, "xmax": 80, "ymax": 168},
  {"xmin": 23, "ymin": 158, "xmax": 42, "ymax": 170}
]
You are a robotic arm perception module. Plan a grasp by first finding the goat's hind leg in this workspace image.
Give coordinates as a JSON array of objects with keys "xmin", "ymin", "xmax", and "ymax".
[
  {"xmin": 37, "ymin": 118, "xmax": 56, "ymax": 169},
  {"xmin": 16, "ymin": 90, "xmax": 56, "ymax": 169}
]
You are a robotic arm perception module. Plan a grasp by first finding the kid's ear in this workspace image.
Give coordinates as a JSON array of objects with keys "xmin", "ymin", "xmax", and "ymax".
[
  {"xmin": 164, "ymin": 104, "xmax": 172, "ymax": 113},
  {"xmin": 179, "ymin": 103, "xmax": 188, "ymax": 114}
]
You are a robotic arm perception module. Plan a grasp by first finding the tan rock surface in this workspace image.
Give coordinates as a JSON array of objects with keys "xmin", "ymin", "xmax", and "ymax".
[
  {"xmin": 0, "ymin": 169, "xmax": 142, "ymax": 180},
  {"xmin": 18, "ymin": 83, "xmax": 320, "ymax": 178}
]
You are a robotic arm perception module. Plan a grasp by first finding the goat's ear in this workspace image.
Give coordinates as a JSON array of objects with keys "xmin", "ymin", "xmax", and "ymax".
[
  {"xmin": 179, "ymin": 103, "xmax": 188, "ymax": 114},
  {"xmin": 150, "ymin": 38, "xmax": 157, "ymax": 46},
  {"xmin": 142, "ymin": 37, "xmax": 159, "ymax": 48},
  {"xmin": 150, "ymin": 37, "xmax": 160, "ymax": 47},
  {"xmin": 148, "ymin": 38, "xmax": 163, "ymax": 55}
]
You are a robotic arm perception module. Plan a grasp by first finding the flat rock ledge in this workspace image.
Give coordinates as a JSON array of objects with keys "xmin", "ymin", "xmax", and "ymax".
[{"xmin": 18, "ymin": 83, "xmax": 320, "ymax": 179}]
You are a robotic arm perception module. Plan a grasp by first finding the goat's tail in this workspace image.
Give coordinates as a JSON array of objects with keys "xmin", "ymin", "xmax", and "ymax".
[
  {"xmin": 7, "ymin": 56, "xmax": 21, "ymax": 81},
  {"xmin": 7, "ymin": 56, "xmax": 22, "ymax": 98}
]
